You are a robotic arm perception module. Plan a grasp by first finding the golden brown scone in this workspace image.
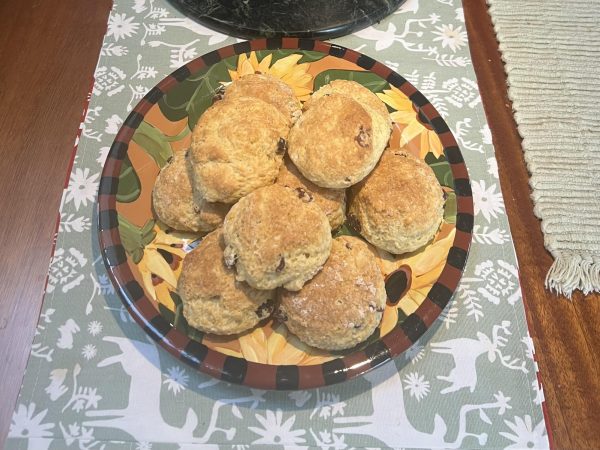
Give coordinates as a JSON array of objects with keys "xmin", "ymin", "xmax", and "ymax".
[
  {"xmin": 348, "ymin": 149, "xmax": 444, "ymax": 254},
  {"xmin": 276, "ymin": 158, "xmax": 346, "ymax": 229},
  {"xmin": 189, "ymin": 96, "xmax": 289, "ymax": 204},
  {"xmin": 152, "ymin": 150, "xmax": 229, "ymax": 232},
  {"xmin": 223, "ymin": 73, "xmax": 302, "ymax": 125},
  {"xmin": 288, "ymin": 93, "xmax": 389, "ymax": 188},
  {"xmin": 223, "ymin": 184, "xmax": 332, "ymax": 291},
  {"xmin": 278, "ymin": 236, "xmax": 386, "ymax": 351},
  {"xmin": 178, "ymin": 229, "xmax": 275, "ymax": 335},
  {"xmin": 306, "ymin": 79, "xmax": 392, "ymax": 130}
]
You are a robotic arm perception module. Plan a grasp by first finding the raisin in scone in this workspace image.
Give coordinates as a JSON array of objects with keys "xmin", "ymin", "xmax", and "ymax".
[{"xmin": 276, "ymin": 157, "xmax": 346, "ymax": 229}]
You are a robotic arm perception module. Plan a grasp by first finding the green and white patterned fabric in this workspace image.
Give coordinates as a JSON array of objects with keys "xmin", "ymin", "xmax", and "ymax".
[{"xmin": 6, "ymin": 0, "xmax": 550, "ymax": 448}]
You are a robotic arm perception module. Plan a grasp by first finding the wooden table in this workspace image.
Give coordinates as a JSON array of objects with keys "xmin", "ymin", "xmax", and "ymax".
[{"xmin": 1, "ymin": 1, "xmax": 598, "ymax": 447}]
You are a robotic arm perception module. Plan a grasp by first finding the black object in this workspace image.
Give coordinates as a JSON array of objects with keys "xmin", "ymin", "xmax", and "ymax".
[{"xmin": 167, "ymin": 0, "xmax": 406, "ymax": 40}]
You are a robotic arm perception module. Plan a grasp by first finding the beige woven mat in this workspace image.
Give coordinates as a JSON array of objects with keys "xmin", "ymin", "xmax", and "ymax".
[{"xmin": 487, "ymin": 0, "xmax": 600, "ymax": 297}]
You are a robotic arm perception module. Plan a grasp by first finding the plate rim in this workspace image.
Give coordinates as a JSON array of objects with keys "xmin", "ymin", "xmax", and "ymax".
[{"xmin": 97, "ymin": 37, "xmax": 474, "ymax": 390}]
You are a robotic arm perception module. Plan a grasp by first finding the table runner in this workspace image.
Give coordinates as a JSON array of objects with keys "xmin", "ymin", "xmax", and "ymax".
[
  {"xmin": 487, "ymin": 0, "xmax": 600, "ymax": 298},
  {"xmin": 6, "ymin": 1, "xmax": 550, "ymax": 448}
]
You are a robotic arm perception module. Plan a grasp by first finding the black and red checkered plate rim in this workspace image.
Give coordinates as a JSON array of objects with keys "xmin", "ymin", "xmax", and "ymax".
[{"xmin": 97, "ymin": 38, "xmax": 474, "ymax": 390}]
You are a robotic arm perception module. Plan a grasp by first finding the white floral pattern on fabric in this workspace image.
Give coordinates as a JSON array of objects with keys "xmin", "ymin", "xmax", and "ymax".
[
  {"xmin": 9, "ymin": 404, "xmax": 55, "ymax": 438},
  {"xmin": 65, "ymin": 168, "xmax": 100, "ymax": 211},
  {"xmin": 432, "ymin": 24, "xmax": 468, "ymax": 52},
  {"xmin": 163, "ymin": 366, "xmax": 189, "ymax": 395},
  {"xmin": 108, "ymin": 13, "xmax": 140, "ymax": 41},
  {"xmin": 249, "ymin": 409, "xmax": 306, "ymax": 445},
  {"xmin": 500, "ymin": 415, "xmax": 548, "ymax": 449},
  {"xmin": 403, "ymin": 372, "xmax": 431, "ymax": 401},
  {"xmin": 472, "ymin": 179, "xmax": 506, "ymax": 223}
]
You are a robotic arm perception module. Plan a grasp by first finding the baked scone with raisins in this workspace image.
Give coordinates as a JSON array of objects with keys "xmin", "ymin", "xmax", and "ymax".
[
  {"xmin": 278, "ymin": 236, "xmax": 386, "ymax": 350},
  {"xmin": 306, "ymin": 79, "xmax": 392, "ymax": 130},
  {"xmin": 276, "ymin": 157, "xmax": 346, "ymax": 229},
  {"xmin": 223, "ymin": 73, "xmax": 301, "ymax": 125},
  {"xmin": 178, "ymin": 229, "xmax": 275, "ymax": 335},
  {"xmin": 223, "ymin": 184, "xmax": 332, "ymax": 291},
  {"xmin": 348, "ymin": 149, "xmax": 444, "ymax": 254},
  {"xmin": 288, "ymin": 93, "xmax": 390, "ymax": 188},
  {"xmin": 189, "ymin": 96, "xmax": 289, "ymax": 204},
  {"xmin": 152, "ymin": 150, "xmax": 229, "ymax": 232}
]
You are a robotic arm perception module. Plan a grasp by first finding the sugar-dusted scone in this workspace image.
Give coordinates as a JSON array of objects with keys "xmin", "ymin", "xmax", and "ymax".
[
  {"xmin": 223, "ymin": 184, "xmax": 332, "ymax": 291},
  {"xmin": 152, "ymin": 150, "xmax": 229, "ymax": 232},
  {"xmin": 288, "ymin": 93, "xmax": 389, "ymax": 188},
  {"xmin": 189, "ymin": 96, "xmax": 289, "ymax": 204},
  {"xmin": 278, "ymin": 236, "xmax": 386, "ymax": 351},
  {"xmin": 306, "ymin": 79, "xmax": 392, "ymax": 130},
  {"xmin": 223, "ymin": 73, "xmax": 302, "ymax": 125},
  {"xmin": 348, "ymin": 149, "xmax": 444, "ymax": 254},
  {"xmin": 178, "ymin": 229, "xmax": 276, "ymax": 335},
  {"xmin": 276, "ymin": 157, "xmax": 346, "ymax": 230}
]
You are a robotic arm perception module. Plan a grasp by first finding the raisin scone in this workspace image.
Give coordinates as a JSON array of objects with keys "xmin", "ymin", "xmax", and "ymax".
[
  {"xmin": 278, "ymin": 236, "xmax": 386, "ymax": 351},
  {"xmin": 189, "ymin": 96, "xmax": 289, "ymax": 204},
  {"xmin": 223, "ymin": 184, "xmax": 332, "ymax": 291},
  {"xmin": 152, "ymin": 150, "xmax": 229, "ymax": 232},
  {"xmin": 288, "ymin": 93, "xmax": 389, "ymax": 188},
  {"xmin": 178, "ymin": 229, "xmax": 275, "ymax": 335},
  {"xmin": 348, "ymin": 149, "xmax": 444, "ymax": 254}
]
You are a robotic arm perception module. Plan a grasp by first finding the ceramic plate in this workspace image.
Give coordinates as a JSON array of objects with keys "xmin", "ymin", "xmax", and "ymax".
[{"xmin": 97, "ymin": 38, "xmax": 474, "ymax": 390}]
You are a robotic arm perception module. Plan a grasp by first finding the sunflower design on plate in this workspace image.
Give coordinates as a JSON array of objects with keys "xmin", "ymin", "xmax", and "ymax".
[{"xmin": 98, "ymin": 39, "xmax": 473, "ymax": 389}]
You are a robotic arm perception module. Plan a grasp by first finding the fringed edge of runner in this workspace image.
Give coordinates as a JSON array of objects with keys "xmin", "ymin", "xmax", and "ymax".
[{"xmin": 545, "ymin": 252, "xmax": 600, "ymax": 299}]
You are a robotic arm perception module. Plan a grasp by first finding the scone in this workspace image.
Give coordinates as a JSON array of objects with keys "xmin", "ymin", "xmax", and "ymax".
[
  {"xmin": 288, "ymin": 93, "xmax": 389, "ymax": 188},
  {"xmin": 223, "ymin": 73, "xmax": 302, "ymax": 125},
  {"xmin": 152, "ymin": 150, "xmax": 229, "ymax": 232},
  {"xmin": 223, "ymin": 184, "xmax": 332, "ymax": 291},
  {"xmin": 178, "ymin": 229, "xmax": 276, "ymax": 335},
  {"xmin": 306, "ymin": 79, "xmax": 392, "ymax": 130},
  {"xmin": 278, "ymin": 236, "xmax": 386, "ymax": 351},
  {"xmin": 189, "ymin": 96, "xmax": 289, "ymax": 204},
  {"xmin": 348, "ymin": 149, "xmax": 444, "ymax": 254},
  {"xmin": 276, "ymin": 157, "xmax": 346, "ymax": 229}
]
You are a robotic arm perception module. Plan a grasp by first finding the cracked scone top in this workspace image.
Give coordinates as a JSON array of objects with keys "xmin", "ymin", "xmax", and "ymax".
[
  {"xmin": 189, "ymin": 96, "xmax": 289, "ymax": 204},
  {"xmin": 223, "ymin": 184, "xmax": 332, "ymax": 291},
  {"xmin": 152, "ymin": 150, "xmax": 229, "ymax": 232},
  {"xmin": 276, "ymin": 157, "xmax": 346, "ymax": 230},
  {"xmin": 288, "ymin": 92, "xmax": 391, "ymax": 188},
  {"xmin": 278, "ymin": 236, "xmax": 386, "ymax": 351},
  {"xmin": 178, "ymin": 229, "xmax": 275, "ymax": 335},
  {"xmin": 223, "ymin": 73, "xmax": 302, "ymax": 125},
  {"xmin": 348, "ymin": 149, "xmax": 445, "ymax": 254}
]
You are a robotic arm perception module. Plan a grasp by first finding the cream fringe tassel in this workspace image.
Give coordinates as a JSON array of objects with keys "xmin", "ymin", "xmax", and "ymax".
[{"xmin": 545, "ymin": 252, "xmax": 600, "ymax": 299}]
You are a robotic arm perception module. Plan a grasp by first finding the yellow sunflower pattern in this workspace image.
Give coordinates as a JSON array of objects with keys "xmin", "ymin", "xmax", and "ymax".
[
  {"xmin": 378, "ymin": 85, "xmax": 444, "ymax": 159},
  {"xmin": 228, "ymin": 51, "xmax": 313, "ymax": 100},
  {"xmin": 128, "ymin": 50, "xmax": 456, "ymax": 365}
]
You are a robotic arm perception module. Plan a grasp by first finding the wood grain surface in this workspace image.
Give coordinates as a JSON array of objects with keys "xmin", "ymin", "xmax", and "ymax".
[
  {"xmin": 464, "ymin": 1, "xmax": 600, "ymax": 448},
  {"xmin": 0, "ymin": 0, "xmax": 112, "ymax": 443},
  {"xmin": 1, "ymin": 0, "xmax": 598, "ymax": 447}
]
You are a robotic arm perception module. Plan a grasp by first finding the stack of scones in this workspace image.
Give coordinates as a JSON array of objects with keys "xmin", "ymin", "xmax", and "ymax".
[{"xmin": 152, "ymin": 75, "xmax": 444, "ymax": 351}]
